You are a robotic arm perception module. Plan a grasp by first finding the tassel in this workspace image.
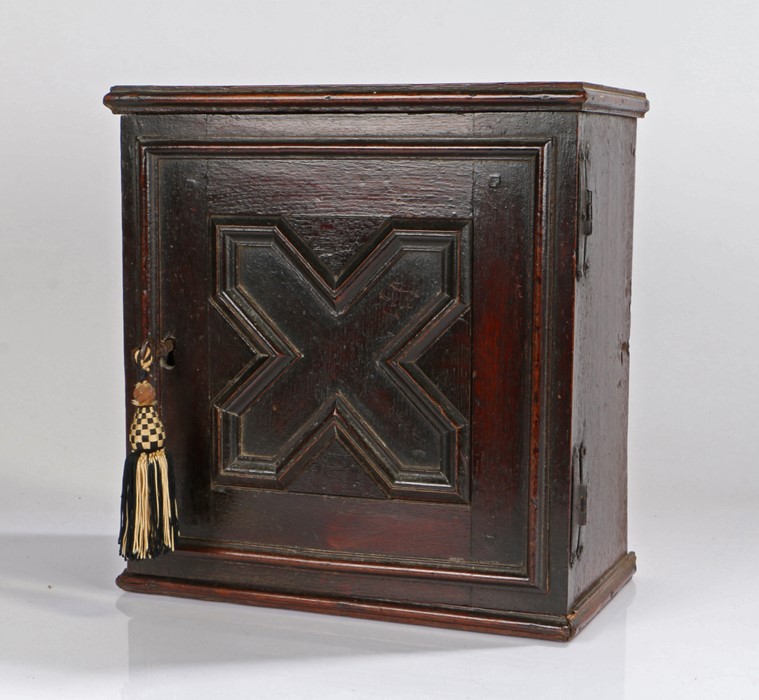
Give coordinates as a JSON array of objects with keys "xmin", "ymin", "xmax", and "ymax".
[{"xmin": 119, "ymin": 345, "xmax": 179, "ymax": 560}]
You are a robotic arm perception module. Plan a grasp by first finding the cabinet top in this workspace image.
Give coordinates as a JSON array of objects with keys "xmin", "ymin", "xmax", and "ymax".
[{"xmin": 104, "ymin": 82, "xmax": 648, "ymax": 118}]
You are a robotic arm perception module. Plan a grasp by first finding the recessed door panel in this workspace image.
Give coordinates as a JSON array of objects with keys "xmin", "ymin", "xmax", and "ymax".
[{"xmin": 150, "ymin": 144, "xmax": 544, "ymax": 580}]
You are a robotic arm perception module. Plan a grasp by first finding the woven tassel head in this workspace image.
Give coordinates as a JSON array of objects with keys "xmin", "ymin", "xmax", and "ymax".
[
  {"xmin": 119, "ymin": 353, "xmax": 179, "ymax": 560},
  {"xmin": 129, "ymin": 383, "xmax": 165, "ymax": 451}
]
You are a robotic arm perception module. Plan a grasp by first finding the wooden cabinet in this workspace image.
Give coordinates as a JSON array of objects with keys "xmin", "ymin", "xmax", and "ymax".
[{"xmin": 104, "ymin": 82, "xmax": 648, "ymax": 640}]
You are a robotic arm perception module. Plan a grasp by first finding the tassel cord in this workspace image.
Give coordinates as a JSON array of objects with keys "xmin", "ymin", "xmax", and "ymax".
[{"xmin": 119, "ymin": 448, "xmax": 178, "ymax": 560}]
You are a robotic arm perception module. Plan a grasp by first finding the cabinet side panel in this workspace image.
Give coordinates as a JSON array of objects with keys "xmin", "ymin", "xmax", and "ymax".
[{"xmin": 568, "ymin": 113, "xmax": 638, "ymax": 605}]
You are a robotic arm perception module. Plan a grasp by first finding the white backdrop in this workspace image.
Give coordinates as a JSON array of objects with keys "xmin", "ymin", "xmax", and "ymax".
[{"xmin": 1, "ymin": 1, "xmax": 757, "ymax": 697}]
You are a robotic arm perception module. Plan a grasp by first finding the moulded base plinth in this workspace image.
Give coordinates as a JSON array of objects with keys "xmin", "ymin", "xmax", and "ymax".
[{"xmin": 116, "ymin": 551, "xmax": 635, "ymax": 642}]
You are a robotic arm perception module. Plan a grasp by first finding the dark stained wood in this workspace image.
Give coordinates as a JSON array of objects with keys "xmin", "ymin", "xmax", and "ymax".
[
  {"xmin": 104, "ymin": 82, "xmax": 649, "ymax": 118},
  {"xmin": 108, "ymin": 83, "xmax": 648, "ymax": 640},
  {"xmin": 567, "ymin": 113, "xmax": 639, "ymax": 606},
  {"xmin": 115, "ymin": 552, "xmax": 636, "ymax": 641}
]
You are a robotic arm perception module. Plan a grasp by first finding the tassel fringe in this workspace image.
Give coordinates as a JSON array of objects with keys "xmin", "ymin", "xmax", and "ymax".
[{"xmin": 119, "ymin": 448, "xmax": 179, "ymax": 560}]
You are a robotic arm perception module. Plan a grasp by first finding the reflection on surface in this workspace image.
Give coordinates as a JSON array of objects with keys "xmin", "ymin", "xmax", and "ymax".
[
  {"xmin": 119, "ymin": 590, "xmax": 513, "ymax": 669},
  {"xmin": 0, "ymin": 533, "xmax": 633, "ymax": 699},
  {"xmin": 120, "ymin": 564, "xmax": 633, "ymax": 699},
  {"xmin": 0, "ymin": 532, "xmax": 126, "ymax": 686}
]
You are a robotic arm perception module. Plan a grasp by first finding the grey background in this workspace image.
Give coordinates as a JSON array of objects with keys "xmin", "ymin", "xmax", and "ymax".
[{"xmin": 1, "ymin": 1, "xmax": 757, "ymax": 697}]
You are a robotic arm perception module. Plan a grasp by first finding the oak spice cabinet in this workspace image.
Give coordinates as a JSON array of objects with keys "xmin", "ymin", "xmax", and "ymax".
[{"xmin": 104, "ymin": 82, "xmax": 648, "ymax": 640}]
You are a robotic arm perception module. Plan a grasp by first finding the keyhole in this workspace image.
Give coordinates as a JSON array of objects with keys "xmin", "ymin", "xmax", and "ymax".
[{"xmin": 159, "ymin": 337, "xmax": 176, "ymax": 369}]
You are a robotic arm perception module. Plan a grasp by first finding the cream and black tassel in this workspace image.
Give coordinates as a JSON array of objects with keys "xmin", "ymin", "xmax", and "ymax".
[{"xmin": 119, "ymin": 344, "xmax": 179, "ymax": 560}]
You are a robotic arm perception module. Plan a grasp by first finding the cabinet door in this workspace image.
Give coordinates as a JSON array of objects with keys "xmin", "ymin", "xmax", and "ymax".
[{"xmin": 134, "ymin": 138, "xmax": 548, "ymax": 587}]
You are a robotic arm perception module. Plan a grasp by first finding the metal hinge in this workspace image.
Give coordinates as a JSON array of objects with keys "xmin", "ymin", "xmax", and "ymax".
[
  {"xmin": 570, "ymin": 442, "xmax": 588, "ymax": 566},
  {"xmin": 582, "ymin": 189, "xmax": 593, "ymax": 237},
  {"xmin": 576, "ymin": 145, "xmax": 593, "ymax": 279}
]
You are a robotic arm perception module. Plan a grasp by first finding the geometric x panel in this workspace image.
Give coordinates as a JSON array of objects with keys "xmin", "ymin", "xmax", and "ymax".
[{"xmin": 211, "ymin": 217, "xmax": 471, "ymax": 502}]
